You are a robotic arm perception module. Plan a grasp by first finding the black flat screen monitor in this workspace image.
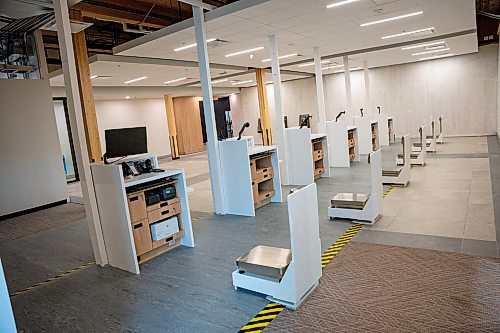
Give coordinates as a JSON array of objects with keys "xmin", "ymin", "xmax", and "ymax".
[{"xmin": 105, "ymin": 127, "xmax": 147, "ymax": 158}]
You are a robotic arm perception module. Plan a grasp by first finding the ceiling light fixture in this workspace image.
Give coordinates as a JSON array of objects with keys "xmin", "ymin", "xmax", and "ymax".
[
  {"xmin": 334, "ymin": 67, "xmax": 363, "ymax": 73},
  {"xmin": 164, "ymin": 77, "xmax": 187, "ymax": 84},
  {"xmin": 327, "ymin": 0, "xmax": 361, "ymax": 9},
  {"xmin": 125, "ymin": 96, "xmax": 131, "ymax": 99},
  {"xmin": 90, "ymin": 75, "xmax": 98, "ymax": 79},
  {"xmin": 419, "ymin": 53, "xmax": 454, "ymax": 61},
  {"xmin": 298, "ymin": 60, "xmax": 330, "ymax": 68},
  {"xmin": 401, "ymin": 41, "xmax": 445, "ymax": 50},
  {"xmin": 427, "ymin": 45, "xmax": 446, "ymax": 51},
  {"xmin": 322, "ymin": 64, "xmax": 344, "ymax": 70},
  {"xmin": 124, "ymin": 76, "xmax": 147, "ymax": 84},
  {"xmin": 360, "ymin": 11, "xmax": 423, "ymax": 27},
  {"xmin": 261, "ymin": 53, "xmax": 298, "ymax": 62},
  {"xmin": 174, "ymin": 38, "xmax": 217, "ymax": 51},
  {"xmin": 232, "ymin": 80, "xmax": 253, "ymax": 86},
  {"xmin": 412, "ymin": 48, "xmax": 450, "ymax": 56},
  {"xmin": 382, "ymin": 27, "xmax": 435, "ymax": 39},
  {"xmin": 225, "ymin": 46, "xmax": 264, "ymax": 58},
  {"xmin": 212, "ymin": 78, "xmax": 229, "ymax": 84}
]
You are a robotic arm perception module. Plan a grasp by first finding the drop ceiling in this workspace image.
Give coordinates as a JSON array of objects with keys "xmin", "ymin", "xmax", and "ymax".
[{"xmin": 111, "ymin": 0, "xmax": 477, "ymax": 86}]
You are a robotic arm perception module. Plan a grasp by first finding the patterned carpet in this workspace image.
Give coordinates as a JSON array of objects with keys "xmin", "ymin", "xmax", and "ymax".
[
  {"xmin": 264, "ymin": 242, "xmax": 500, "ymax": 333},
  {"xmin": 0, "ymin": 203, "xmax": 86, "ymax": 242}
]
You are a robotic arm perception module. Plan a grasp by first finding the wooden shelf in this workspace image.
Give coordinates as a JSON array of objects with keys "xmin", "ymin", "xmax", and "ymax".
[
  {"xmin": 251, "ymin": 154, "xmax": 275, "ymax": 209},
  {"xmin": 127, "ymin": 180, "xmax": 184, "ymax": 263},
  {"xmin": 371, "ymin": 123, "xmax": 378, "ymax": 151},
  {"xmin": 312, "ymin": 138, "xmax": 325, "ymax": 181}
]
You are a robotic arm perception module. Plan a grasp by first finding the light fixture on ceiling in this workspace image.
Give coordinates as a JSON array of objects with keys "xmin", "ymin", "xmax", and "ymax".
[
  {"xmin": 382, "ymin": 27, "xmax": 435, "ymax": 39},
  {"xmin": 261, "ymin": 53, "xmax": 298, "ymax": 62},
  {"xmin": 232, "ymin": 80, "xmax": 253, "ymax": 86},
  {"xmin": 419, "ymin": 53, "xmax": 454, "ymax": 61},
  {"xmin": 298, "ymin": 60, "xmax": 330, "ymax": 67},
  {"xmin": 90, "ymin": 75, "xmax": 98, "ymax": 79},
  {"xmin": 174, "ymin": 38, "xmax": 217, "ymax": 51},
  {"xmin": 326, "ymin": 0, "xmax": 361, "ymax": 9},
  {"xmin": 401, "ymin": 41, "xmax": 445, "ymax": 50},
  {"xmin": 334, "ymin": 67, "xmax": 363, "ymax": 73},
  {"xmin": 124, "ymin": 76, "xmax": 148, "ymax": 84},
  {"xmin": 212, "ymin": 78, "xmax": 229, "ymax": 84},
  {"xmin": 125, "ymin": 96, "xmax": 131, "ymax": 99},
  {"xmin": 412, "ymin": 48, "xmax": 450, "ymax": 56},
  {"xmin": 360, "ymin": 11, "xmax": 423, "ymax": 27},
  {"xmin": 164, "ymin": 77, "xmax": 187, "ymax": 84},
  {"xmin": 225, "ymin": 47, "xmax": 264, "ymax": 58},
  {"xmin": 266, "ymin": 81, "xmax": 274, "ymax": 84},
  {"xmin": 427, "ymin": 45, "xmax": 446, "ymax": 51},
  {"xmin": 322, "ymin": 64, "xmax": 344, "ymax": 70}
]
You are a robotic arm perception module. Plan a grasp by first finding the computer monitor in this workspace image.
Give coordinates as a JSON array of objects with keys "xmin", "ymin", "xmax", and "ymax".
[{"xmin": 104, "ymin": 127, "xmax": 148, "ymax": 159}]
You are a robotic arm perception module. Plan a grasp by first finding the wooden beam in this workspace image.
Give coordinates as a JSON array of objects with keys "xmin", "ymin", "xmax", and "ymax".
[
  {"xmin": 164, "ymin": 95, "xmax": 180, "ymax": 160},
  {"xmin": 255, "ymin": 68, "xmax": 272, "ymax": 146},
  {"xmin": 70, "ymin": 10, "xmax": 102, "ymax": 163}
]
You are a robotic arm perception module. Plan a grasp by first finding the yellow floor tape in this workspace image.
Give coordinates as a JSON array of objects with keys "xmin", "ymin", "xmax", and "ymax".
[{"xmin": 237, "ymin": 223, "xmax": 363, "ymax": 333}]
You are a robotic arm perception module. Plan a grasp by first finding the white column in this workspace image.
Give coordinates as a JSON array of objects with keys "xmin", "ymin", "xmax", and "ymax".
[
  {"xmin": 343, "ymin": 55, "xmax": 353, "ymax": 123},
  {"xmin": 269, "ymin": 35, "xmax": 289, "ymax": 185},
  {"xmin": 314, "ymin": 47, "xmax": 327, "ymax": 133},
  {"xmin": 363, "ymin": 60, "xmax": 372, "ymax": 116},
  {"xmin": 497, "ymin": 45, "xmax": 500, "ymax": 141},
  {"xmin": 53, "ymin": 0, "xmax": 107, "ymax": 265},
  {"xmin": 192, "ymin": 6, "xmax": 225, "ymax": 214}
]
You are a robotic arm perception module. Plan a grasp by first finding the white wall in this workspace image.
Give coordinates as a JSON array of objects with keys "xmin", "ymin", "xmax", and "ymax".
[
  {"xmin": 95, "ymin": 99, "xmax": 171, "ymax": 157},
  {"xmin": 0, "ymin": 79, "xmax": 68, "ymax": 216},
  {"xmin": 238, "ymin": 45, "xmax": 498, "ymax": 138}
]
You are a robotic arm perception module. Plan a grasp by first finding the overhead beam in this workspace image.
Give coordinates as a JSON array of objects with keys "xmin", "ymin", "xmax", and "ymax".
[
  {"xmin": 263, "ymin": 68, "xmax": 313, "ymax": 77},
  {"xmin": 178, "ymin": 0, "xmax": 216, "ymax": 10}
]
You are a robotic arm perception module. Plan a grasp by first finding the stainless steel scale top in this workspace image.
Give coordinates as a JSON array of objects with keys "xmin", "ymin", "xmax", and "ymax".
[{"xmin": 236, "ymin": 245, "xmax": 291, "ymax": 279}]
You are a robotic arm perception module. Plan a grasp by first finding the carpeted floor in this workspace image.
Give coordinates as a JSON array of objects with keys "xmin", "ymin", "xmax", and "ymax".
[
  {"xmin": 0, "ymin": 203, "xmax": 86, "ymax": 242},
  {"xmin": 264, "ymin": 242, "xmax": 500, "ymax": 333}
]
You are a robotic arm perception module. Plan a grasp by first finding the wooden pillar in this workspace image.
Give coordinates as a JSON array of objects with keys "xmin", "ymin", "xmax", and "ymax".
[
  {"xmin": 70, "ymin": 10, "xmax": 102, "ymax": 163},
  {"xmin": 255, "ymin": 68, "xmax": 273, "ymax": 145},
  {"xmin": 164, "ymin": 94, "xmax": 180, "ymax": 159}
]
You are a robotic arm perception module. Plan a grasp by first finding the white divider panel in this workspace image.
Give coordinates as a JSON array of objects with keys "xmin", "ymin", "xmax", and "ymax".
[
  {"xmin": 285, "ymin": 127, "xmax": 314, "ymax": 185},
  {"xmin": 0, "ymin": 259, "xmax": 17, "ymax": 333}
]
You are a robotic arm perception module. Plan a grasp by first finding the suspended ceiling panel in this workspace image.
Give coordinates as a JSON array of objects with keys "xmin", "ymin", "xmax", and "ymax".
[{"xmin": 114, "ymin": 0, "xmax": 478, "ymax": 70}]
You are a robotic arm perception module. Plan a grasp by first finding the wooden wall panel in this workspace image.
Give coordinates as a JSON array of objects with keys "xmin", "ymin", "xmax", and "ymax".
[{"xmin": 172, "ymin": 97, "xmax": 205, "ymax": 155}]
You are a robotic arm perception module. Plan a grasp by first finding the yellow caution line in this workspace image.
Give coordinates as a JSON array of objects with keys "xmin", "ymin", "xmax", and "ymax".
[
  {"xmin": 238, "ymin": 223, "xmax": 363, "ymax": 332},
  {"xmin": 383, "ymin": 185, "xmax": 394, "ymax": 198},
  {"xmin": 9, "ymin": 261, "xmax": 95, "ymax": 298}
]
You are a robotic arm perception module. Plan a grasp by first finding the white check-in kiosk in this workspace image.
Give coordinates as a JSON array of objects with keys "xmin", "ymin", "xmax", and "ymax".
[
  {"xmin": 353, "ymin": 116, "xmax": 379, "ymax": 154},
  {"xmin": 326, "ymin": 121, "xmax": 360, "ymax": 168}
]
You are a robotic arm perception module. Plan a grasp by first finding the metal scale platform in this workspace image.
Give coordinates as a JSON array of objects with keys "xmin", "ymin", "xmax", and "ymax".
[
  {"xmin": 236, "ymin": 245, "xmax": 291, "ymax": 280},
  {"xmin": 330, "ymin": 193, "xmax": 369, "ymax": 210}
]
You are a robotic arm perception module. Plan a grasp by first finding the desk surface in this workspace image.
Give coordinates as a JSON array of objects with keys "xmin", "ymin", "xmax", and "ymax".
[
  {"xmin": 124, "ymin": 169, "xmax": 184, "ymax": 187},
  {"xmin": 248, "ymin": 145, "xmax": 277, "ymax": 156}
]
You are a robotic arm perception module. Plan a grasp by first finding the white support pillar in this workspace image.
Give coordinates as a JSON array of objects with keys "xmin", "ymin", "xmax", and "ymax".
[
  {"xmin": 269, "ymin": 35, "xmax": 289, "ymax": 185},
  {"xmin": 363, "ymin": 60, "xmax": 372, "ymax": 116},
  {"xmin": 192, "ymin": 6, "xmax": 225, "ymax": 214},
  {"xmin": 53, "ymin": 0, "xmax": 107, "ymax": 265},
  {"xmin": 343, "ymin": 55, "xmax": 353, "ymax": 123},
  {"xmin": 314, "ymin": 47, "xmax": 327, "ymax": 133}
]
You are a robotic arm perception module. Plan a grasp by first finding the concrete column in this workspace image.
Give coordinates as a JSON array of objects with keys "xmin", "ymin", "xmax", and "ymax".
[
  {"xmin": 363, "ymin": 60, "xmax": 372, "ymax": 116},
  {"xmin": 314, "ymin": 47, "xmax": 327, "ymax": 133},
  {"xmin": 497, "ymin": 45, "xmax": 500, "ymax": 141},
  {"xmin": 53, "ymin": 0, "xmax": 107, "ymax": 265},
  {"xmin": 269, "ymin": 35, "xmax": 289, "ymax": 185},
  {"xmin": 343, "ymin": 55, "xmax": 353, "ymax": 123},
  {"xmin": 192, "ymin": 6, "xmax": 225, "ymax": 214}
]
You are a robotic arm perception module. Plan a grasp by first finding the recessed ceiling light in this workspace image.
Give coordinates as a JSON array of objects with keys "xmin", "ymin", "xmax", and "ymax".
[
  {"xmin": 125, "ymin": 96, "xmax": 131, "ymax": 99},
  {"xmin": 401, "ymin": 41, "xmax": 445, "ymax": 50},
  {"xmin": 427, "ymin": 45, "xmax": 446, "ymax": 51},
  {"xmin": 90, "ymin": 75, "xmax": 98, "ymax": 79},
  {"xmin": 124, "ymin": 76, "xmax": 147, "ymax": 84},
  {"xmin": 326, "ymin": 0, "xmax": 361, "ymax": 9},
  {"xmin": 266, "ymin": 81, "xmax": 274, "ymax": 84},
  {"xmin": 382, "ymin": 27, "xmax": 435, "ymax": 39},
  {"xmin": 412, "ymin": 48, "xmax": 450, "ymax": 56},
  {"xmin": 225, "ymin": 47, "xmax": 264, "ymax": 58},
  {"xmin": 322, "ymin": 64, "xmax": 344, "ymax": 70},
  {"xmin": 164, "ymin": 77, "xmax": 187, "ymax": 84},
  {"xmin": 174, "ymin": 38, "xmax": 217, "ymax": 52},
  {"xmin": 298, "ymin": 60, "xmax": 330, "ymax": 68},
  {"xmin": 360, "ymin": 11, "xmax": 423, "ymax": 27},
  {"xmin": 419, "ymin": 53, "xmax": 454, "ymax": 61},
  {"xmin": 261, "ymin": 53, "xmax": 298, "ymax": 62},
  {"xmin": 212, "ymin": 78, "xmax": 228, "ymax": 84},
  {"xmin": 232, "ymin": 80, "xmax": 253, "ymax": 86},
  {"xmin": 334, "ymin": 67, "xmax": 363, "ymax": 73}
]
